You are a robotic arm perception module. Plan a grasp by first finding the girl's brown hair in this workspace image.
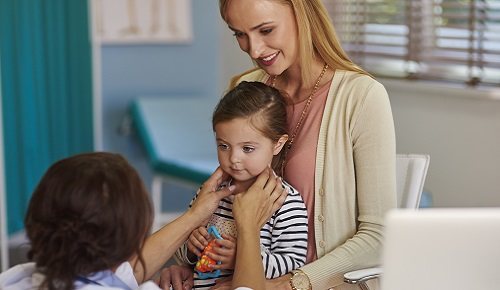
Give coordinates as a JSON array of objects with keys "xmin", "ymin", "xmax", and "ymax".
[
  {"xmin": 213, "ymin": 81, "xmax": 288, "ymax": 176},
  {"xmin": 24, "ymin": 152, "xmax": 153, "ymax": 290}
]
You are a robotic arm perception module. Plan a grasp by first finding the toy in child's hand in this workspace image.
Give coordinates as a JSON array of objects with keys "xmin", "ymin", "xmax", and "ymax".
[
  {"xmin": 195, "ymin": 240, "xmax": 218, "ymax": 272},
  {"xmin": 195, "ymin": 225, "xmax": 223, "ymax": 279}
]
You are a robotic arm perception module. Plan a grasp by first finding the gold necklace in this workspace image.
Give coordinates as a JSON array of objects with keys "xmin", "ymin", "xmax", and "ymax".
[{"xmin": 272, "ymin": 63, "xmax": 329, "ymax": 150}]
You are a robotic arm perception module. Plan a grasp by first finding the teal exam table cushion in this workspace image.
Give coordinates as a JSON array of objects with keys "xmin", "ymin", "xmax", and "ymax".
[{"xmin": 130, "ymin": 96, "xmax": 219, "ymax": 184}]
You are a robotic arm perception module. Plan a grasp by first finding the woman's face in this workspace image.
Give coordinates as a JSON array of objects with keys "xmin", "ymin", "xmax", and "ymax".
[{"xmin": 224, "ymin": 0, "xmax": 299, "ymax": 76}]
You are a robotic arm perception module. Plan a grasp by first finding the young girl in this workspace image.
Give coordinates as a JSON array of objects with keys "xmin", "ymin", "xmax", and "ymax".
[{"xmin": 174, "ymin": 81, "xmax": 308, "ymax": 289}]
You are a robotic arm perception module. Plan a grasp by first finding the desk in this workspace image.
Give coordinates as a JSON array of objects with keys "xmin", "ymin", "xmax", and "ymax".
[{"xmin": 131, "ymin": 96, "xmax": 219, "ymax": 230}]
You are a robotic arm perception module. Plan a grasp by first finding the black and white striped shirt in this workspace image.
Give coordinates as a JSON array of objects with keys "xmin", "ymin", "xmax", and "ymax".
[{"xmin": 175, "ymin": 181, "xmax": 308, "ymax": 289}]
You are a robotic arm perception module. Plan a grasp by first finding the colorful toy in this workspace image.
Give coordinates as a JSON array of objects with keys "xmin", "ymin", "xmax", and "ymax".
[{"xmin": 195, "ymin": 225, "xmax": 223, "ymax": 279}]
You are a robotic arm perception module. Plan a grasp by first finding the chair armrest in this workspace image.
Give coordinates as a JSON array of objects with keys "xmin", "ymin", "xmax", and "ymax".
[{"xmin": 344, "ymin": 267, "xmax": 382, "ymax": 284}]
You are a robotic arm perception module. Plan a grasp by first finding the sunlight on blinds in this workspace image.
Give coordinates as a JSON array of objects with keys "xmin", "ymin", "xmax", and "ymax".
[{"xmin": 325, "ymin": 0, "xmax": 500, "ymax": 86}]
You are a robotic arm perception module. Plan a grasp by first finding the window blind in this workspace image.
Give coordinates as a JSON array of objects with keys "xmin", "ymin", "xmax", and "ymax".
[{"xmin": 325, "ymin": 0, "xmax": 500, "ymax": 86}]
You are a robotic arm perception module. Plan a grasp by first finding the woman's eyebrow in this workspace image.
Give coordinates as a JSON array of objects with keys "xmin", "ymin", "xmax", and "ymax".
[{"xmin": 228, "ymin": 21, "xmax": 274, "ymax": 32}]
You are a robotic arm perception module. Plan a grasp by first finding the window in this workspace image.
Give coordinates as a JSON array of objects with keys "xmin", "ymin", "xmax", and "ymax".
[{"xmin": 325, "ymin": 0, "xmax": 500, "ymax": 86}]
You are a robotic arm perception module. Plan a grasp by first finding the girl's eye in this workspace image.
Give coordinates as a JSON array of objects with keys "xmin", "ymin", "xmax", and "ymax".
[
  {"xmin": 242, "ymin": 146, "xmax": 255, "ymax": 153},
  {"xmin": 218, "ymin": 144, "xmax": 229, "ymax": 150}
]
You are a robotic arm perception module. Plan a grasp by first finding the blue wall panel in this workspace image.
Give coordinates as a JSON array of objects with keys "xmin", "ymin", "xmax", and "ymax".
[{"xmin": 100, "ymin": 1, "xmax": 220, "ymax": 211}]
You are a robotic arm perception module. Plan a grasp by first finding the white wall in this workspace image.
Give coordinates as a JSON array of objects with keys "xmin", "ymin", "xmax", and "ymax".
[
  {"xmin": 218, "ymin": 21, "xmax": 500, "ymax": 207},
  {"xmin": 217, "ymin": 18, "xmax": 252, "ymax": 93},
  {"xmin": 384, "ymin": 80, "xmax": 500, "ymax": 207}
]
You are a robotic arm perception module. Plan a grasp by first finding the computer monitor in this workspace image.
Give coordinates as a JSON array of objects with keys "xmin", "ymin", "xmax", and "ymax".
[{"xmin": 382, "ymin": 208, "xmax": 500, "ymax": 290}]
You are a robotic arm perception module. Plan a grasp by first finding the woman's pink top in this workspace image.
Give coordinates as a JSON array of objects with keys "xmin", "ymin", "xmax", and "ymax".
[{"xmin": 284, "ymin": 80, "xmax": 332, "ymax": 263}]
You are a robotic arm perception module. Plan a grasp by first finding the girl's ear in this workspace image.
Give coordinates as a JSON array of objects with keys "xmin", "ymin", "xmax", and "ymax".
[{"xmin": 273, "ymin": 134, "xmax": 289, "ymax": 155}]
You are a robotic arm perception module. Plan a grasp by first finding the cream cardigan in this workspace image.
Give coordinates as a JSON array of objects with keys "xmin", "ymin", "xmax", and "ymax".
[{"xmin": 230, "ymin": 69, "xmax": 397, "ymax": 290}]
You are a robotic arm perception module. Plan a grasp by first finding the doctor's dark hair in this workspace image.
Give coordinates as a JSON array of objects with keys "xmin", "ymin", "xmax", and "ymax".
[
  {"xmin": 24, "ymin": 152, "xmax": 153, "ymax": 290},
  {"xmin": 213, "ymin": 81, "xmax": 289, "ymax": 176}
]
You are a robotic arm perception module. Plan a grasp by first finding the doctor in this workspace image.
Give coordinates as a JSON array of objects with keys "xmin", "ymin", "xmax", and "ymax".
[{"xmin": 0, "ymin": 152, "xmax": 285, "ymax": 290}]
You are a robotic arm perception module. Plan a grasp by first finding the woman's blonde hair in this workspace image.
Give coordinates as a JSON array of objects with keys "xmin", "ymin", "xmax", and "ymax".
[{"xmin": 219, "ymin": 0, "xmax": 369, "ymax": 85}]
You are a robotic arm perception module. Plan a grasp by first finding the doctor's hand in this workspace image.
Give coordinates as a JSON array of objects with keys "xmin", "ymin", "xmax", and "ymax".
[
  {"xmin": 158, "ymin": 265, "xmax": 193, "ymax": 290},
  {"xmin": 188, "ymin": 167, "xmax": 234, "ymax": 225}
]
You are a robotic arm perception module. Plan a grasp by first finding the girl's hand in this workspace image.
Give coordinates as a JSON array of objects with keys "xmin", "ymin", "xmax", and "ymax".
[
  {"xmin": 187, "ymin": 226, "xmax": 210, "ymax": 257},
  {"xmin": 208, "ymin": 234, "xmax": 237, "ymax": 270}
]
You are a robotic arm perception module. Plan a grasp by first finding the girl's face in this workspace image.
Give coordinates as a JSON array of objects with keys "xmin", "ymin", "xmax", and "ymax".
[
  {"xmin": 225, "ymin": 0, "xmax": 299, "ymax": 76},
  {"xmin": 214, "ymin": 117, "xmax": 287, "ymax": 185}
]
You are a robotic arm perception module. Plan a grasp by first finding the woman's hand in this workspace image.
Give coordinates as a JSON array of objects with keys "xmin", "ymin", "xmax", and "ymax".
[
  {"xmin": 188, "ymin": 167, "xmax": 234, "ymax": 224},
  {"xmin": 265, "ymin": 275, "xmax": 293, "ymax": 290},
  {"xmin": 157, "ymin": 265, "xmax": 194, "ymax": 290},
  {"xmin": 187, "ymin": 226, "xmax": 210, "ymax": 257},
  {"xmin": 210, "ymin": 274, "xmax": 292, "ymax": 290},
  {"xmin": 208, "ymin": 234, "xmax": 237, "ymax": 270},
  {"xmin": 233, "ymin": 167, "xmax": 287, "ymax": 230},
  {"xmin": 209, "ymin": 273, "xmax": 293, "ymax": 290},
  {"xmin": 210, "ymin": 276, "xmax": 233, "ymax": 289},
  {"xmin": 230, "ymin": 167, "xmax": 288, "ymax": 290}
]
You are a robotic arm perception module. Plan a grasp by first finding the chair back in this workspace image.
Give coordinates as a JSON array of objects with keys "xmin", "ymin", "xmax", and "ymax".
[
  {"xmin": 343, "ymin": 153, "xmax": 430, "ymax": 288},
  {"xmin": 396, "ymin": 154, "xmax": 430, "ymax": 209}
]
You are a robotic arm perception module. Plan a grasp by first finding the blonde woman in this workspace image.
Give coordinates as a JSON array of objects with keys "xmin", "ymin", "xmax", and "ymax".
[{"xmin": 219, "ymin": 0, "xmax": 396, "ymax": 289}]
